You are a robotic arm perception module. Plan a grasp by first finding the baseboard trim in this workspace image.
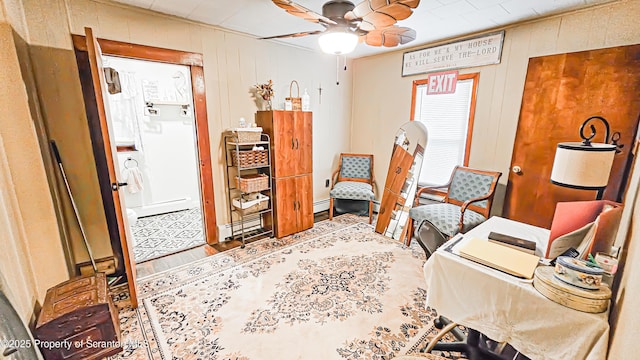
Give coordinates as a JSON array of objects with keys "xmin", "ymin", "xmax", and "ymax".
[{"xmin": 313, "ymin": 198, "xmax": 330, "ymax": 213}]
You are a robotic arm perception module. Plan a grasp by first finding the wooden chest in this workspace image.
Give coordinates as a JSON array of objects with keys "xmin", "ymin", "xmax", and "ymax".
[{"xmin": 35, "ymin": 273, "xmax": 122, "ymax": 360}]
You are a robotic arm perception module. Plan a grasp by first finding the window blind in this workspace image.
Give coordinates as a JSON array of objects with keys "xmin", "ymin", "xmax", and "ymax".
[{"xmin": 414, "ymin": 79, "xmax": 473, "ymax": 185}]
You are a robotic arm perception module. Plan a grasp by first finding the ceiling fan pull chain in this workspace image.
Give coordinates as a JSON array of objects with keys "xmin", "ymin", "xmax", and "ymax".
[
  {"xmin": 336, "ymin": 55, "xmax": 340, "ymax": 85},
  {"xmin": 343, "ymin": 55, "xmax": 347, "ymax": 71}
]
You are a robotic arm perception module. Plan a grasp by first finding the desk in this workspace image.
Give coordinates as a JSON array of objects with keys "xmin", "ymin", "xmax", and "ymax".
[{"xmin": 423, "ymin": 216, "xmax": 610, "ymax": 360}]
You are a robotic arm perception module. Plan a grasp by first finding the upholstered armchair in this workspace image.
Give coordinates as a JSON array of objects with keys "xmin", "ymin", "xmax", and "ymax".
[
  {"xmin": 329, "ymin": 153, "xmax": 375, "ymax": 224},
  {"xmin": 407, "ymin": 166, "xmax": 501, "ymax": 255}
]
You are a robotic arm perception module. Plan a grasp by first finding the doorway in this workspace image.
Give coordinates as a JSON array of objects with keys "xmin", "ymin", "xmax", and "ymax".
[
  {"xmin": 73, "ymin": 29, "xmax": 217, "ymax": 308},
  {"xmin": 102, "ymin": 55, "xmax": 205, "ymax": 263}
]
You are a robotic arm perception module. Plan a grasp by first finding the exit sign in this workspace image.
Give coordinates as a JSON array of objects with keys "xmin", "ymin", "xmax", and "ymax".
[{"xmin": 426, "ymin": 70, "xmax": 458, "ymax": 95}]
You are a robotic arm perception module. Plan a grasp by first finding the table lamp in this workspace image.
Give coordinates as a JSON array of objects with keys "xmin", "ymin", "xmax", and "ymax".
[{"xmin": 550, "ymin": 116, "xmax": 621, "ymax": 199}]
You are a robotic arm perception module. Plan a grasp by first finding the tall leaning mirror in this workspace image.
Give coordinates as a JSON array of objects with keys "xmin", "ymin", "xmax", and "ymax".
[{"xmin": 375, "ymin": 121, "xmax": 428, "ymax": 244}]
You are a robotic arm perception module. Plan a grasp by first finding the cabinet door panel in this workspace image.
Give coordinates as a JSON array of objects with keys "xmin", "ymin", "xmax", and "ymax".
[
  {"xmin": 375, "ymin": 188, "xmax": 397, "ymax": 233},
  {"xmin": 296, "ymin": 174, "xmax": 314, "ymax": 232},
  {"xmin": 273, "ymin": 111, "xmax": 297, "ymax": 178},
  {"xmin": 274, "ymin": 177, "xmax": 298, "ymax": 237},
  {"xmin": 384, "ymin": 146, "xmax": 413, "ymax": 194},
  {"xmin": 296, "ymin": 112, "xmax": 313, "ymax": 175}
]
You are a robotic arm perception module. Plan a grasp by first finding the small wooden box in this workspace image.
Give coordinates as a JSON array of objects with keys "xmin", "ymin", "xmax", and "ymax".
[
  {"xmin": 533, "ymin": 266, "xmax": 611, "ymax": 313},
  {"xmin": 35, "ymin": 273, "xmax": 121, "ymax": 360}
]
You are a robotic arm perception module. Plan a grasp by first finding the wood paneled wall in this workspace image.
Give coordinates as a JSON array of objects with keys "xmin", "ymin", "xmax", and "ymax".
[
  {"xmin": 19, "ymin": 0, "xmax": 353, "ymax": 264},
  {"xmin": 351, "ymin": 0, "xmax": 640, "ymax": 216}
]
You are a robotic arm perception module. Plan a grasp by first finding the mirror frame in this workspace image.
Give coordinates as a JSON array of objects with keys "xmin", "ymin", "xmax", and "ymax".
[{"xmin": 374, "ymin": 121, "xmax": 428, "ymax": 244}]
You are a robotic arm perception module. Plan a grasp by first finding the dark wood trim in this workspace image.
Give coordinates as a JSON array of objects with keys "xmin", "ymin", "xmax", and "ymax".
[
  {"xmin": 72, "ymin": 35, "xmax": 203, "ymax": 66},
  {"xmin": 409, "ymin": 79, "xmax": 422, "ymax": 121},
  {"xmin": 463, "ymin": 73, "xmax": 480, "ymax": 166},
  {"xmin": 191, "ymin": 66, "xmax": 218, "ymax": 245}
]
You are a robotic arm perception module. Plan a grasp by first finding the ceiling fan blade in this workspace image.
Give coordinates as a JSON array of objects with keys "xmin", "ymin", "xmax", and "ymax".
[
  {"xmin": 362, "ymin": 26, "xmax": 417, "ymax": 47},
  {"xmin": 346, "ymin": 0, "xmax": 420, "ymax": 29},
  {"xmin": 272, "ymin": 0, "xmax": 337, "ymax": 25},
  {"xmin": 358, "ymin": 12, "xmax": 397, "ymax": 31},
  {"xmin": 260, "ymin": 30, "xmax": 325, "ymax": 40}
]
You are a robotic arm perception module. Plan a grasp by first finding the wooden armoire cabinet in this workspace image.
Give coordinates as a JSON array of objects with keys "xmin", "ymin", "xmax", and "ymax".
[{"xmin": 256, "ymin": 110, "xmax": 313, "ymax": 237}]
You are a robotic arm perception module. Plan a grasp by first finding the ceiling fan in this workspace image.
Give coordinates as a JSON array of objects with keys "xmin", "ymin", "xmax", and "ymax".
[{"xmin": 262, "ymin": 0, "xmax": 421, "ymax": 55}]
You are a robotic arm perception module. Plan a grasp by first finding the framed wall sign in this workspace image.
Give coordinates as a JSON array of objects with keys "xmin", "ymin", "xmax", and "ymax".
[{"xmin": 402, "ymin": 31, "xmax": 504, "ymax": 77}]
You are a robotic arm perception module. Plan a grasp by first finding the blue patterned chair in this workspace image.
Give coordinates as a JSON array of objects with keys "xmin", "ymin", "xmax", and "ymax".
[
  {"xmin": 407, "ymin": 166, "xmax": 501, "ymax": 255},
  {"xmin": 329, "ymin": 153, "xmax": 375, "ymax": 224}
]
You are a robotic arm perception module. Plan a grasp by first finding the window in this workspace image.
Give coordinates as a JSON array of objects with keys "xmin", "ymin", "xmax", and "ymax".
[{"xmin": 411, "ymin": 73, "xmax": 479, "ymax": 185}]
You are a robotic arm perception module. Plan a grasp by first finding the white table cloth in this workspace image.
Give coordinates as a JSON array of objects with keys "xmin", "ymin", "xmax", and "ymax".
[{"xmin": 423, "ymin": 216, "xmax": 610, "ymax": 360}]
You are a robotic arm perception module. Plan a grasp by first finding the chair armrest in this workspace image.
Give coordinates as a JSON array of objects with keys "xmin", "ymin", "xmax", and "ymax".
[
  {"xmin": 455, "ymin": 193, "xmax": 493, "ymax": 232},
  {"xmin": 459, "ymin": 193, "xmax": 493, "ymax": 213},
  {"xmin": 414, "ymin": 182, "xmax": 451, "ymax": 206},
  {"xmin": 330, "ymin": 169, "xmax": 340, "ymax": 189}
]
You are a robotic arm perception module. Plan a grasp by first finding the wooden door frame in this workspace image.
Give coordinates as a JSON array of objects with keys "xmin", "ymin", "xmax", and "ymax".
[{"xmin": 72, "ymin": 36, "xmax": 218, "ymax": 273}]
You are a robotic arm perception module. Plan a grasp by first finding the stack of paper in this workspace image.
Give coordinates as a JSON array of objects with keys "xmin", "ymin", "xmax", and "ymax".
[{"xmin": 459, "ymin": 238, "xmax": 541, "ymax": 279}]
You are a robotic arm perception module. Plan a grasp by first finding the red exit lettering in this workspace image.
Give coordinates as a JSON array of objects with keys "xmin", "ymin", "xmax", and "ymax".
[{"xmin": 426, "ymin": 70, "xmax": 458, "ymax": 95}]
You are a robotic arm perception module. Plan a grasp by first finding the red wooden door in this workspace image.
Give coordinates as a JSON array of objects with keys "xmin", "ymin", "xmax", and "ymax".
[{"xmin": 504, "ymin": 45, "xmax": 640, "ymax": 228}]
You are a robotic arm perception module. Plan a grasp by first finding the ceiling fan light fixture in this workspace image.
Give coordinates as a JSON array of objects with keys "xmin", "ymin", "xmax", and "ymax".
[{"xmin": 318, "ymin": 31, "xmax": 358, "ymax": 55}]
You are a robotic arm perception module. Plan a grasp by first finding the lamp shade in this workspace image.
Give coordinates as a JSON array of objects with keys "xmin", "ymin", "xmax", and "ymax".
[
  {"xmin": 550, "ymin": 142, "xmax": 616, "ymax": 189},
  {"xmin": 318, "ymin": 31, "xmax": 358, "ymax": 55}
]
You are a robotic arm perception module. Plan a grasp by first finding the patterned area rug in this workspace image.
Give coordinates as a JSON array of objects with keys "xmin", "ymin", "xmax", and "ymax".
[
  {"xmin": 131, "ymin": 208, "xmax": 204, "ymax": 263},
  {"xmin": 111, "ymin": 215, "xmax": 462, "ymax": 359}
]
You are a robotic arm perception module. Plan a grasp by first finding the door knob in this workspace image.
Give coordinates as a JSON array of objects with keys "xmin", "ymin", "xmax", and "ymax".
[
  {"xmin": 111, "ymin": 182, "xmax": 128, "ymax": 190},
  {"xmin": 512, "ymin": 166, "xmax": 522, "ymax": 174}
]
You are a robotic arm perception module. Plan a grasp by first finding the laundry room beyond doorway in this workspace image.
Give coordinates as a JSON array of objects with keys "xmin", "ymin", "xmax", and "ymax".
[{"xmin": 102, "ymin": 55, "xmax": 205, "ymax": 263}]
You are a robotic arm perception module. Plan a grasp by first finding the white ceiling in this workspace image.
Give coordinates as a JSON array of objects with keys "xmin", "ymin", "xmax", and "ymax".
[{"xmin": 113, "ymin": 0, "xmax": 614, "ymax": 58}]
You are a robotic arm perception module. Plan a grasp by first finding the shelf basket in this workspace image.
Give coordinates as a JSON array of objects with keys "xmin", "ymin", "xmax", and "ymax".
[
  {"xmin": 231, "ymin": 149, "xmax": 269, "ymax": 167},
  {"xmin": 231, "ymin": 127, "xmax": 263, "ymax": 143},
  {"xmin": 236, "ymin": 174, "xmax": 269, "ymax": 193},
  {"xmin": 232, "ymin": 193, "xmax": 269, "ymax": 216}
]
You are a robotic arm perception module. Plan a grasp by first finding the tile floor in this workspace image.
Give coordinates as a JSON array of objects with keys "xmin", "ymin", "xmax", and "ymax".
[{"xmin": 131, "ymin": 208, "xmax": 205, "ymax": 263}]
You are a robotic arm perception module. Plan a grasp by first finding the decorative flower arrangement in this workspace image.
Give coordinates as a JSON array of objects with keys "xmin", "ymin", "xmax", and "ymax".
[{"xmin": 255, "ymin": 80, "xmax": 274, "ymax": 110}]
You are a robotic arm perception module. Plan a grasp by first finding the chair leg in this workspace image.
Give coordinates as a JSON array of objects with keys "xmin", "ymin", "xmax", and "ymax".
[
  {"xmin": 368, "ymin": 200, "xmax": 373, "ymax": 224},
  {"xmin": 405, "ymin": 219, "xmax": 413, "ymax": 246},
  {"xmin": 329, "ymin": 197, "xmax": 334, "ymax": 221}
]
